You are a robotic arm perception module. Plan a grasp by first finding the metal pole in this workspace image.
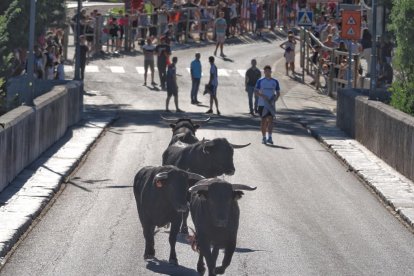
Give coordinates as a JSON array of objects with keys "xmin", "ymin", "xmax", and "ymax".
[
  {"xmin": 347, "ymin": 40, "xmax": 352, "ymax": 88},
  {"xmin": 25, "ymin": 0, "xmax": 36, "ymax": 106},
  {"xmin": 74, "ymin": 0, "xmax": 82, "ymax": 80},
  {"xmin": 369, "ymin": 0, "xmax": 377, "ymax": 99}
]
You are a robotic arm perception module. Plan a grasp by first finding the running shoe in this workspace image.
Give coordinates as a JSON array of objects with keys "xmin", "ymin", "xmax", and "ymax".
[
  {"xmin": 262, "ymin": 137, "xmax": 267, "ymax": 144},
  {"xmin": 266, "ymin": 137, "xmax": 274, "ymax": 145}
]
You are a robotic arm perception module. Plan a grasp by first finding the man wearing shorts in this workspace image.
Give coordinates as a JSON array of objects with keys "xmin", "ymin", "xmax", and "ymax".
[
  {"xmin": 214, "ymin": 11, "xmax": 227, "ymax": 57},
  {"xmin": 166, "ymin": 56, "xmax": 183, "ymax": 112},
  {"xmin": 206, "ymin": 56, "xmax": 220, "ymax": 115},
  {"xmin": 255, "ymin": 65, "xmax": 280, "ymax": 145},
  {"xmin": 142, "ymin": 38, "xmax": 156, "ymax": 86}
]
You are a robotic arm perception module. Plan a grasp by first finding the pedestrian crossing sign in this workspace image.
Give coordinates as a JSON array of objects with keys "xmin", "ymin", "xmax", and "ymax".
[{"xmin": 297, "ymin": 11, "xmax": 313, "ymax": 27}]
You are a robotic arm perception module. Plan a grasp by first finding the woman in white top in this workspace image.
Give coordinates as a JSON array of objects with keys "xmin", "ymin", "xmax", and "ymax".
[{"xmin": 280, "ymin": 33, "xmax": 296, "ymax": 76}]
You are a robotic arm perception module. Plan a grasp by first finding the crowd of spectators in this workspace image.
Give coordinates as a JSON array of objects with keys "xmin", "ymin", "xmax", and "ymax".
[
  {"xmin": 309, "ymin": 3, "xmax": 393, "ymax": 88},
  {"xmin": 11, "ymin": 28, "xmax": 66, "ymax": 81}
]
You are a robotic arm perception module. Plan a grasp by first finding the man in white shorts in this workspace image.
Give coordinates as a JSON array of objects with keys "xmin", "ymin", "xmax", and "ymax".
[{"xmin": 214, "ymin": 11, "xmax": 227, "ymax": 57}]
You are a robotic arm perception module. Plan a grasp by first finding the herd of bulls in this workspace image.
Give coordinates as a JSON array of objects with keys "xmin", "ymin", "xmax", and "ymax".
[{"xmin": 133, "ymin": 116, "xmax": 256, "ymax": 276}]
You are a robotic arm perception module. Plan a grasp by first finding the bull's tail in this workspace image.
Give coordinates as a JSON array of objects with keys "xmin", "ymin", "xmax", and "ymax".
[{"xmin": 186, "ymin": 226, "xmax": 199, "ymax": 253}]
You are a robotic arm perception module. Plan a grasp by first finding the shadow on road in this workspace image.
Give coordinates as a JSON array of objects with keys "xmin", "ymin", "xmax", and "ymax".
[{"xmin": 146, "ymin": 258, "xmax": 199, "ymax": 276}]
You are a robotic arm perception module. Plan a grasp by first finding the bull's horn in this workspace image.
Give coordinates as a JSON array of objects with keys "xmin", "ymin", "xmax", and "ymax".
[
  {"xmin": 192, "ymin": 117, "xmax": 211, "ymax": 124},
  {"xmin": 154, "ymin": 172, "xmax": 169, "ymax": 180},
  {"xmin": 230, "ymin": 142, "xmax": 251, "ymax": 149},
  {"xmin": 160, "ymin": 115, "xmax": 180, "ymax": 122},
  {"xmin": 187, "ymin": 172, "xmax": 205, "ymax": 181},
  {"xmin": 188, "ymin": 183, "xmax": 209, "ymax": 193},
  {"xmin": 232, "ymin": 184, "xmax": 257, "ymax": 191}
]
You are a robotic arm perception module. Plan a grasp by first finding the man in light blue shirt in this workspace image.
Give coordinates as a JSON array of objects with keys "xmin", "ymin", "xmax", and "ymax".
[
  {"xmin": 190, "ymin": 52, "xmax": 202, "ymax": 104},
  {"xmin": 255, "ymin": 65, "xmax": 280, "ymax": 145}
]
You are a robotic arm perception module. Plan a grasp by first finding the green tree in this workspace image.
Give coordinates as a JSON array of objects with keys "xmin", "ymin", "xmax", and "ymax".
[
  {"xmin": 388, "ymin": 0, "xmax": 414, "ymax": 115},
  {"xmin": 0, "ymin": 0, "xmax": 66, "ymax": 114}
]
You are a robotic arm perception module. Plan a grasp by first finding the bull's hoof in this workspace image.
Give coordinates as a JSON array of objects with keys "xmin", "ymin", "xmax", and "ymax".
[
  {"xmin": 180, "ymin": 226, "xmax": 189, "ymax": 234},
  {"xmin": 169, "ymin": 258, "xmax": 179, "ymax": 266},
  {"xmin": 215, "ymin": 266, "xmax": 226, "ymax": 274},
  {"xmin": 197, "ymin": 264, "xmax": 206, "ymax": 275},
  {"xmin": 143, "ymin": 253, "xmax": 155, "ymax": 260}
]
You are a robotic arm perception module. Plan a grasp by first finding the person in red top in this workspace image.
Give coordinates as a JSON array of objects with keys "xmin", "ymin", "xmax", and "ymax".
[{"xmin": 118, "ymin": 11, "xmax": 128, "ymax": 49}]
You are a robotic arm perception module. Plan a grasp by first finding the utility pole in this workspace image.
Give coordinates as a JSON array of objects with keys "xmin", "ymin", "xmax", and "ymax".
[
  {"xmin": 369, "ymin": 0, "xmax": 377, "ymax": 99},
  {"xmin": 74, "ymin": 0, "xmax": 82, "ymax": 80},
  {"xmin": 25, "ymin": 0, "xmax": 36, "ymax": 106}
]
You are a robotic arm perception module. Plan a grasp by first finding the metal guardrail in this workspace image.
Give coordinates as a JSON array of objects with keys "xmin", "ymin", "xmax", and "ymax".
[
  {"xmin": 300, "ymin": 28, "xmax": 361, "ymax": 96},
  {"xmin": 71, "ymin": 6, "xmax": 219, "ymax": 54}
]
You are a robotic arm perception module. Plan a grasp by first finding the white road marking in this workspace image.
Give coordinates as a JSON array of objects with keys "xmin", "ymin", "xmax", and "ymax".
[
  {"xmin": 85, "ymin": 65, "xmax": 99, "ymax": 72},
  {"xmin": 218, "ymin": 69, "xmax": 230, "ymax": 76},
  {"xmin": 64, "ymin": 65, "xmax": 74, "ymax": 72},
  {"xmin": 237, "ymin": 69, "xmax": 246, "ymax": 77},
  {"xmin": 108, "ymin": 66, "xmax": 125, "ymax": 73},
  {"xmin": 186, "ymin": 67, "xmax": 204, "ymax": 76},
  {"xmin": 136, "ymin": 67, "xmax": 145, "ymax": 74}
]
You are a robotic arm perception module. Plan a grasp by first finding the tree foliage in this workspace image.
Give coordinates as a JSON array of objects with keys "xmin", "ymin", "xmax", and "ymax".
[
  {"xmin": 388, "ymin": 0, "xmax": 414, "ymax": 115},
  {"xmin": 0, "ymin": 0, "xmax": 65, "ymax": 113}
]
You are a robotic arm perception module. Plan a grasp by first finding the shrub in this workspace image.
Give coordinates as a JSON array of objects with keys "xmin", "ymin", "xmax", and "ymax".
[{"xmin": 388, "ymin": 0, "xmax": 414, "ymax": 116}]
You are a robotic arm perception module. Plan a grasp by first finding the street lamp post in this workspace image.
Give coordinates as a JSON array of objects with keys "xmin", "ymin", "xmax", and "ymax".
[
  {"xmin": 25, "ymin": 0, "xmax": 36, "ymax": 106},
  {"xmin": 369, "ymin": 0, "xmax": 377, "ymax": 99},
  {"xmin": 74, "ymin": 0, "xmax": 82, "ymax": 80}
]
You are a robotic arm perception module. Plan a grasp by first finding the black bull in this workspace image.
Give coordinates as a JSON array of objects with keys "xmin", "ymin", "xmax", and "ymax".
[
  {"xmin": 133, "ymin": 165, "xmax": 204, "ymax": 265},
  {"xmin": 161, "ymin": 116, "xmax": 210, "ymax": 145},
  {"xmin": 162, "ymin": 138, "xmax": 250, "ymax": 234},
  {"xmin": 189, "ymin": 179, "xmax": 256, "ymax": 275}
]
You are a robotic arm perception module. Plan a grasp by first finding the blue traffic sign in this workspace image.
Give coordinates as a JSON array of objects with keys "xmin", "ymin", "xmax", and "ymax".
[{"xmin": 297, "ymin": 11, "xmax": 313, "ymax": 27}]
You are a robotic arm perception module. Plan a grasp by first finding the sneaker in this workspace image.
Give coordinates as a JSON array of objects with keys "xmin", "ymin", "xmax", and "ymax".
[
  {"xmin": 206, "ymin": 109, "xmax": 213, "ymax": 114},
  {"xmin": 191, "ymin": 100, "xmax": 196, "ymax": 104},
  {"xmin": 144, "ymin": 82, "xmax": 147, "ymax": 86},
  {"xmin": 266, "ymin": 137, "xmax": 274, "ymax": 145},
  {"xmin": 195, "ymin": 100, "xmax": 201, "ymax": 104},
  {"xmin": 214, "ymin": 50, "xmax": 217, "ymax": 56},
  {"xmin": 262, "ymin": 137, "xmax": 267, "ymax": 144},
  {"xmin": 176, "ymin": 109, "xmax": 184, "ymax": 113},
  {"xmin": 217, "ymin": 110, "xmax": 221, "ymax": 115},
  {"xmin": 220, "ymin": 53, "xmax": 225, "ymax": 57},
  {"xmin": 151, "ymin": 81, "xmax": 157, "ymax": 86}
]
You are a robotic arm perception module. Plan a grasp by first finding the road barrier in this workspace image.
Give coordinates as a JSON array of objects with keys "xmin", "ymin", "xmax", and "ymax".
[{"xmin": 299, "ymin": 28, "xmax": 361, "ymax": 97}]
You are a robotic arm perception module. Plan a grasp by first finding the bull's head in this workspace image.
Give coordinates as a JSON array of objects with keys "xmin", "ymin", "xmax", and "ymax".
[
  {"xmin": 154, "ymin": 168, "xmax": 204, "ymax": 212},
  {"xmin": 201, "ymin": 138, "xmax": 250, "ymax": 176},
  {"xmin": 161, "ymin": 116, "xmax": 210, "ymax": 135},
  {"xmin": 189, "ymin": 180, "xmax": 256, "ymax": 227}
]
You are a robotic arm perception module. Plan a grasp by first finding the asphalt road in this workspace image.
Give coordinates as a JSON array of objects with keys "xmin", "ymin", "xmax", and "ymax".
[{"xmin": 1, "ymin": 41, "xmax": 414, "ymax": 275}]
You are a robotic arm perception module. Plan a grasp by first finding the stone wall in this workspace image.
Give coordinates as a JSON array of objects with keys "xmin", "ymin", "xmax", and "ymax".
[
  {"xmin": 0, "ymin": 81, "xmax": 83, "ymax": 192},
  {"xmin": 337, "ymin": 89, "xmax": 414, "ymax": 181}
]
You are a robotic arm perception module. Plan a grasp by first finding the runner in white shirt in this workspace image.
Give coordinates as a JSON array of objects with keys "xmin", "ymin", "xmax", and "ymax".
[{"xmin": 254, "ymin": 65, "xmax": 281, "ymax": 145}]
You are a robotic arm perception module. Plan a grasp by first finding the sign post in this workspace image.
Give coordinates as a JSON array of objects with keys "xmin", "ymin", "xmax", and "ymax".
[{"xmin": 341, "ymin": 10, "xmax": 361, "ymax": 88}]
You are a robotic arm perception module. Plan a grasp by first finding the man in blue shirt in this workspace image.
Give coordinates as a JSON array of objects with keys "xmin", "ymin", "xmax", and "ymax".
[
  {"xmin": 190, "ymin": 53, "xmax": 202, "ymax": 104},
  {"xmin": 255, "ymin": 65, "xmax": 280, "ymax": 144}
]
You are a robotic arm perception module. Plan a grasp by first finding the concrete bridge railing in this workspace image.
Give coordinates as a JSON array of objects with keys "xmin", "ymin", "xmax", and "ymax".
[
  {"xmin": 0, "ymin": 81, "xmax": 83, "ymax": 192},
  {"xmin": 337, "ymin": 88, "xmax": 414, "ymax": 182}
]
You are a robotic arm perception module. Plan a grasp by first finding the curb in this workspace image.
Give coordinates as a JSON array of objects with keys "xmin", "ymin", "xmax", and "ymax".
[
  {"xmin": 299, "ymin": 119, "xmax": 414, "ymax": 231},
  {"xmin": 0, "ymin": 111, "xmax": 116, "ymax": 264}
]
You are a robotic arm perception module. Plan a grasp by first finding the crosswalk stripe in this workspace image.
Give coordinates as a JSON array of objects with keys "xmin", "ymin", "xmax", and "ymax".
[
  {"xmin": 136, "ymin": 67, "xmax": 145, "ymax": 74},
  {"xmin": 108, "ymin": 66, "xmax": 125, "ymax": 73},
  {"xmin": 186, "ymin": 67, "xmax": 204, "ymax": 76},
  {"xmin": 64, "ymin": 65, "xmax": 74, "ymax": 72},
  {"xmin": 85, "ymin": 65, "xmax": 99, "ymax": 73},
  {"xmin": 218, "ymin": 69, "xmax": 230, "ymax": 76},
  {"xmin": 136, "ymin": 66, "xmax": 158, "ymax": 74},
  {"xmin": 237, "ymin": 69, "xmax": 246, "ymax": 77}
]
